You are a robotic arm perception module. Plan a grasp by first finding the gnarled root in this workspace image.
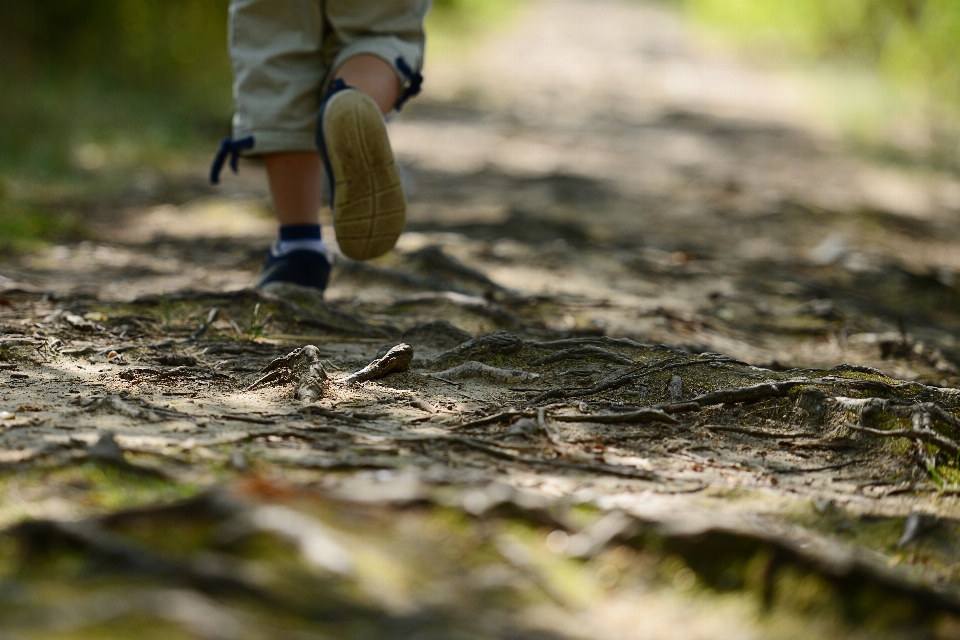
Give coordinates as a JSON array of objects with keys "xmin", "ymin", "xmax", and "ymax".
[
  {"xmin": 430, "ymin": 361, "xmax": 539, "ymax": 383},
  {"xmin": 339, "ymin": 343, "xmax": 414, "ymax": 385},
  {"xmin": 245, "ymin": 345, "xmax": 328, "ymax": 402}
]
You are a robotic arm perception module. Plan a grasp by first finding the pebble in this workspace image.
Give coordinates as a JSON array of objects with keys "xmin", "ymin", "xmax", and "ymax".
[{"xmin": 0, "ymin": 411, "xmax": 15, "ymax": 420}]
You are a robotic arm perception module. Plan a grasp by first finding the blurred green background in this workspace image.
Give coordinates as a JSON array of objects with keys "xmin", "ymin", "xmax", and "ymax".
[
  {"xmin": 0, "ymin": 0, "xmax": 958, "ymax": 249},
  {"xmin": 681, "ymin": 0, "xmax": 960, "ymax": 106},
  {"xmin": 0, "ymin": 0, "xmax": 232, "ymax": 179},
  {"xmin": 676, "ymin": 0, "xmax": 960, "ymax": 160},
  {"xmin": 0, "ymin": 0, "xmax": 512, "ymax": 181},
  {"xmin": 0, "ymin": 0, "xmax": 510, "ymax": 251},
  {"xmin": 3, "ymin": 0, "xmax": 958, "ymax": 177}
]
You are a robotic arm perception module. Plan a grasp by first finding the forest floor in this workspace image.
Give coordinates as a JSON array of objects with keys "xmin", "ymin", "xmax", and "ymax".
[{"xmin": 4, "ymin": 1, "xmax": 960, "ymax": 638}]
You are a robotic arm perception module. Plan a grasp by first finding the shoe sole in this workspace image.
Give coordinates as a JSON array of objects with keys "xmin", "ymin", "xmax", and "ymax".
[{"xmin": 321, "ymin": 90, "xmax": 405, "ymax": 261}]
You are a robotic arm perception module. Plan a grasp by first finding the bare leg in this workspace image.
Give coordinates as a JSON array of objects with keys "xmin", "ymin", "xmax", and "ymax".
[
  {"xmin": 263, "ymin": 55, "xmax": 400, "ymax": 226},
  {"xmin": 264, "ymin": 152, "xmax": 322, "ymax": 226},
  {"xmin": 334, "ymin": 54, "xmax": 401, "ymax": 115}
]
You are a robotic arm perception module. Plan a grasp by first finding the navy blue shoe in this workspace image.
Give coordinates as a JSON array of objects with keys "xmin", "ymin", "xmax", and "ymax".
[{"xmin": 255, "ymin": 247, "xmax": 332, "ymax": 292}]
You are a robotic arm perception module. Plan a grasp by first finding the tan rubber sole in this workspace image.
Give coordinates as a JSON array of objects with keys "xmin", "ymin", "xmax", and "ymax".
[{"xmin": 322, "ymin": 90, "xmax": 406, "ymax": 261}]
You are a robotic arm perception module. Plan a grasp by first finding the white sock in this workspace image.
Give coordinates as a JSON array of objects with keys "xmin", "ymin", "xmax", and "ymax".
[{"xmin": 273, "ymin": 239, "xmax": 333, "ymax": 262}]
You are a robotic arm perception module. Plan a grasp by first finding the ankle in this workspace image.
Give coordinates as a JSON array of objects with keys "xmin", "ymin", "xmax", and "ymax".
[
  {"xmin": 279, "ymin": 223, "xmax": 321, "ymax": 241},
  {"xmin": 274, "ymin": 224, "xmax": 331, "ymax": 260}
]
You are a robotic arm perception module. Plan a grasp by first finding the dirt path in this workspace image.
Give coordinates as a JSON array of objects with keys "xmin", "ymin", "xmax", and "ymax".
[{"xmin": 4, "ymin": 1, "xmax": 960, "ymax": 638}]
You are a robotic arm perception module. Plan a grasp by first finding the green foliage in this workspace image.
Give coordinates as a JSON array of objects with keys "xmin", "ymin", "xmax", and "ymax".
[
  {"xmin": 0, "ymin": 1, "xmax": 514, "ymax": 178},
  {"xmin": 0, "ymin": 1, "xmax": 230, "ymax": 94},
  {"xmin": 677, "ymin": 0, "xmax": 960, "ymax": 117},
  {"xmin": 0, "ymin": 197, "xmax": 86, "ymax": 253},
  {"xmin": 425, "ymin": 0, "xmax": 520, "ymax": 53},
  {"xmin": 0, "ymin": 1, "xmax": 233, "ymax": 177}
]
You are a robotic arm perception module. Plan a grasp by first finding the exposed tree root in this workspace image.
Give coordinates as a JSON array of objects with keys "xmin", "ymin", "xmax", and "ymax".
[
  {"xmin": 429, "ymin": 331, "xmax": 524, "ymax": 365},
  {"xmin": 244, "ymin": 345, "xmax": 328, "ymax": 402},
  {"xmin": 528, "ymin": 336, "xmax": 656, "ymax": 351},
  {"xmin": 390, "ymin": 292, "xmax": 522, "ymax": 329},
  {"xmin": 450, "ymin": 410, "xmax": 524, "ymax": 430},
  {"xmin": 705, "ymin": 424, "xmax": 817, "ymax": 439},
  {"xmin": 429, "ymin": 361, "xmax": 539, "ymax": 383},
  {"xmin": 846, "ymin": 424, "xmax": 960, "ymax": 456},
  {"xmin": 531, "ymin": 346, "xmax": 635, "ymax": 366},
  {"xmin": 552, "ymin": 409, "xmax": 679, "ymax": 425},
  {"xmin": 339, "ymin": 343, "xmax": 414, "ymax": 384}
]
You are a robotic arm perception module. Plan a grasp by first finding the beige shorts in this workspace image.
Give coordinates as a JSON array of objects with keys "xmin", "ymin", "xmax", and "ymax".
[{"xmin": 229, "ymin": 0, "xmax": 430, "ymax": 155}]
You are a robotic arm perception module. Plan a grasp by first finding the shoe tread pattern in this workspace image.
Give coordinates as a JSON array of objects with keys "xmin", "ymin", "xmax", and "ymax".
[{"xmin": 324, "ymin": 91, "xmax": 405, "ymax": 260}]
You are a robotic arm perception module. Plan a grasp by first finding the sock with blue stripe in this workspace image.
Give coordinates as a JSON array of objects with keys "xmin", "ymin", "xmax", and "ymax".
[{"xmin": 275, "ymin": 224, "xmax": 330, "ymax": 259}]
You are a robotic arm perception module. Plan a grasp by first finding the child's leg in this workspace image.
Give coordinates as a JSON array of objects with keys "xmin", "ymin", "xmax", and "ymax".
[
  {"xmin": 263, "ymin": 54, "xmax": 400, "ymax": 229},
  {"xmin": 225, "ymin": 0, "xmax": 428, "ymax": 288},
  {"xmin": 334, "ymin": 55, "xmax": 401, "ymax": 115},
  {"xmin": 264, "ymin": 153, "xmax": 322, "ymax": 227}
]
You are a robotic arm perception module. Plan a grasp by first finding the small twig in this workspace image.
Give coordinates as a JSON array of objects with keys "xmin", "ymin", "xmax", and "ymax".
[
  {"xmin": 410, "ymin": 396, "xmax": 438, "ymax": 414},
  {"xmin": 422, "ymin": 374, "xmax": 462, "ymax": 388},
  {"xmin": 188, "ymin": 307, "xmax": 220, "ymax": 342}
]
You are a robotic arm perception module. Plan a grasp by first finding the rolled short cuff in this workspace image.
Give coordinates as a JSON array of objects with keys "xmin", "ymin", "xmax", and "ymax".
[
  {"xmin": 328, "ymin": 36, "xmax": 424, "ymax": 103},
  {"xmin": 232, "ymin": 128, "xmax": 318, "ymax": 156}
]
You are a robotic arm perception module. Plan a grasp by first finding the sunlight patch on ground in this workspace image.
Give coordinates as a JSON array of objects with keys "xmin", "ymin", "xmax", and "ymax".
[{"xmin": 118, "ymin": 198, "xmax": 275, "ymax": 243}]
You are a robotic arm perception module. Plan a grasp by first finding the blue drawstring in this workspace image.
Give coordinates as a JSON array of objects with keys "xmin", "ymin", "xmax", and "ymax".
[
  {"xmin": 394, "ymin": 57, "xmax": 423, "ymax": 111},
  {"xmin": 209, "ymin": 135, "xmax": 254, "ymax": 185},
  {"xmin": 212, "ymin": 59, "xmax": 419, "ymax": 184}
]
